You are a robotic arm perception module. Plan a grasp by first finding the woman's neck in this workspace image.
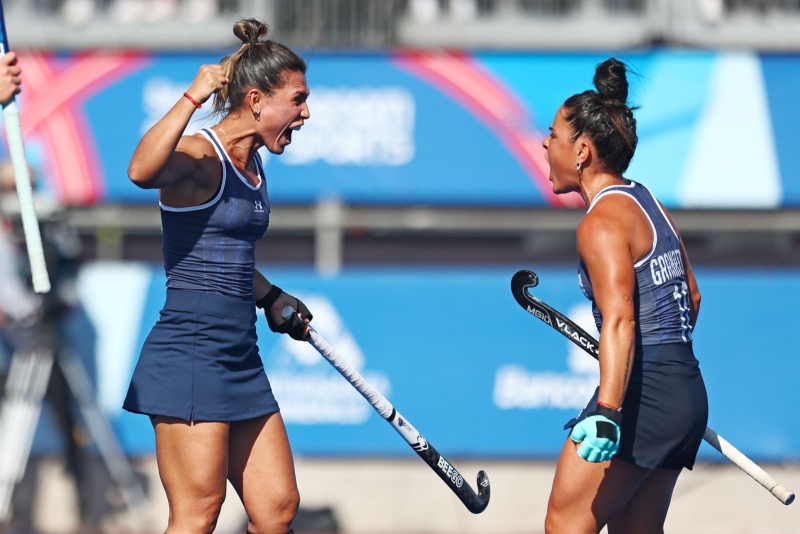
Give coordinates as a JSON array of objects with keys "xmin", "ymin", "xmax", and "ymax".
[
  {"xmin": 215, "ymin": 123, "xmax": 255, "ymax": 168},
  {"xmin": 581, "ymin": 174, "xmax": 623, "ymax": 206}
]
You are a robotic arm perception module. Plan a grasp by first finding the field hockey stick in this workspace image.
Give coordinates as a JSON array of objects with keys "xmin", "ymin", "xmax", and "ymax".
[
  {"xmin": 0, "ymin": 1, "xmax": 50, "ymax": 293},
  {"xmin": 282, "ymin": 307, "xmax": 491, "ymax": 514},
  {"xmin": 510, "ymin": 269, "xmax": 795, "ymax": 506}
]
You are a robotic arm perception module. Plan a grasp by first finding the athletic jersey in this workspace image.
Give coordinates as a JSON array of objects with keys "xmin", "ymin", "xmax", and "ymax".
[
  {"xmin": 577, "ymin": 180, "xmax": 693, "ymax": 345},
  {"xmin": 159, "ymin": 128, "xmax": 269, "ymax": 299}
]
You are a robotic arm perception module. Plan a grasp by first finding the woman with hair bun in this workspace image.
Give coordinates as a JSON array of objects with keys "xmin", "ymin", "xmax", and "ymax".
[
  {"xmin": 541, "ymin": 58, "xmax": 708, "ymax": 533},
  {"xmin": 123, "ymin": 18, "xmax": 311, "ymax": 534}
]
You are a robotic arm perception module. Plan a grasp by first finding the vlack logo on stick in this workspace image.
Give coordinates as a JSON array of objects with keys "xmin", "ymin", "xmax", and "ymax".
[{"xmin": 493, "ymin": 303, "xmax": 600, "ymax": 410}]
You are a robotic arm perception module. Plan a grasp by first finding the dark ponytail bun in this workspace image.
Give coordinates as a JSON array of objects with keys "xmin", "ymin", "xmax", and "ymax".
[
  {"xmin": 593, "ymin": 58, "xmax": 629, "ymax": 106},
  {"xmin": 562, "ymin": 57, "xmax": 638, "ymax": 175}
]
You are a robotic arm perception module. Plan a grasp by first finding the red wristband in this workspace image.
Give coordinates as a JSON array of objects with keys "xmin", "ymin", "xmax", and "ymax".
[
  {"xmin": 183, "ymin": 92, "xmax": 202, "ymax": 109},
  {"xmin": 597, "ymin": 401, "xmax": 620, "ymax": 411}
]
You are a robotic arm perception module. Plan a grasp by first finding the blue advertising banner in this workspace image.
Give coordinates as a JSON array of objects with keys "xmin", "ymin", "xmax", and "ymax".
[
  {"xmin": 55, "ymin": 263, "xmax": 800, "ymax": 462},
  {"xmin": 3, "ymin": 50, "xmax": 798, "ymax": 208}
]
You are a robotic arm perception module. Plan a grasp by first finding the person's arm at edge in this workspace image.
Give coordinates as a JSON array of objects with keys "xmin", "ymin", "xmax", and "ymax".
[{"xmin": 0, "ymin": 51, "xmax": 21, "ymax": 104}]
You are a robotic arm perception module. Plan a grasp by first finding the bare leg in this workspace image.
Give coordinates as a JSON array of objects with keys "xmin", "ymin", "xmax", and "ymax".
[
  {"xmin": 228, "ymin": 412, "xmax": 299, "ymax": 534},
  {"xmin": 153, "ymin": 416, "xmax": 229, "ymax": 534},
  {"xmin": 607, "ymin": 467, "xmax": 680, "ymax": 534},
  {"xmin": 545, "ymin": 437, "xmax": 653, "ymax": 533}
]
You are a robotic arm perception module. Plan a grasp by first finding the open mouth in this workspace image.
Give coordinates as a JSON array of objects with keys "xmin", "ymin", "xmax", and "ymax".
[{"xmin": 284, "ymin": 125, "xmax": 302, "ymax": 144}]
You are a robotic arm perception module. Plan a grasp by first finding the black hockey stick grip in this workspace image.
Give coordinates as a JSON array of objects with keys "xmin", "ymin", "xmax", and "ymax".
[
  {"xmin": 510, "ymin": 269, "xmax": 795, "ymax": 505},
  {"xmin": 286, "ymin": 308, "xmax": 490, "ymax": 513}
]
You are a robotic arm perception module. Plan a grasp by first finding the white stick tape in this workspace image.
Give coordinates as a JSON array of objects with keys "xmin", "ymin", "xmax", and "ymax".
[
  {"xmin": 3, "ymin": 97, "xmax": 50, "ymax": 293},
  {"xmin": 703, "ymin": 427, "xmax": 795, "ymax": 505},
  {"xmin": 308, "ymin": 328, "xmax": 394, "ymax": 419}
]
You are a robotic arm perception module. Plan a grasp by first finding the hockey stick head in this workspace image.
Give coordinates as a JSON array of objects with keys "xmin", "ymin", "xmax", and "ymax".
[
  {"xmin": 421, "ymin": 444, "xmax": 490, "ymax": 513},
  {"xmin": 512, "ymin": 269, "xmax": 539, "ymax": 289},
  {"xmin": 473, "ymin": 469, "xmax": 491, "ymax": 513},
  {"xmin": 511, "ymin": 269, "xmax": 539, "ymax": 308},
  {"xmin": 511, "ymin": 270, "xmax": 601, "ymax": 359}
]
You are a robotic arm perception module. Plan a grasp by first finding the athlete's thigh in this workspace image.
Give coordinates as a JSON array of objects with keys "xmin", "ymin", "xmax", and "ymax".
[
  {"xmin": 227, "ymin": 412, "xmax": 298, "ymax": 509},
  {"xmin": 548, "ymin": 438, "xmax": 651, "ymax": 530},
  {"xmin": 608, "ymin": 467, "xmax": 681, "ymax": 534},
  {"xmin": 153, "ymin": 417, "xmax": 230, "ymax": 505}
]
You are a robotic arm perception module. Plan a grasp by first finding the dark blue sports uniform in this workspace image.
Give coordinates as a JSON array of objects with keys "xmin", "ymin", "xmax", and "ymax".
[
  {"xmin": 123, "ymin": 129, "xmax": 279, "ymax": 422},
  {"xmin": 569, "ymin": 180, "xmax": 708, "ymax": 470}
]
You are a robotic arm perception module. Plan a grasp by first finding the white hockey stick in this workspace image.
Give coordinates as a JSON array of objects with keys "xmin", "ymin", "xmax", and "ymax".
[
  {"xmin": 283, "ymin": 307, "xmax": 490, "ymax": 513},
  {"xmin": 0, "ymin": 1, "xmax": 50, "ymax": 293},
  {"xmin": 511, "ymin": 269, "xmax": 795, "ymax": 505}
]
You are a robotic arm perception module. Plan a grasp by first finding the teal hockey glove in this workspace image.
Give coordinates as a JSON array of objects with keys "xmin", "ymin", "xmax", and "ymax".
[{"xmin": 570, "ymin": 405, "xmax": 623, "ymax": 463}]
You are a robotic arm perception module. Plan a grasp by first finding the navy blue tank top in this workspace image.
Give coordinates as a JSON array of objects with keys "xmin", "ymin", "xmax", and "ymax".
[
  {"xmin": 160, "ymin": 128, "xmax": 269, "ymax": 299},
  {"xmin": 577, "ymin": 180, "xmax": 693, "ymax": 345}
]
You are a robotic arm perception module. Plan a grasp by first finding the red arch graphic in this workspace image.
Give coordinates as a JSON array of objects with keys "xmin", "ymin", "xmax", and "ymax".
[
  {"xmin": 393, "ymin": 51, "xmax": 583, "ymax": 208},
  {"xmin": 15, "ymin": 52, "xmax": 150, "ymax": 204}
]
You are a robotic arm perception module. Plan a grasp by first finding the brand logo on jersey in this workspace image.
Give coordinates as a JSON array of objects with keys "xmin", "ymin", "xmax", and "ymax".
[
  {"xmin": 254, "ymin": 200, "xmax": 264, "ymax": 213},
  {"xmin": 650, "ymin": 248, "xmax": 685, "ymax": 286},
  {"xmin": 527, "ymin": 305, "xmax": 552, "ymax": 326},
  {"xmin": 437, "ymin": 456, "xmax": 464, "ymax": 487}
]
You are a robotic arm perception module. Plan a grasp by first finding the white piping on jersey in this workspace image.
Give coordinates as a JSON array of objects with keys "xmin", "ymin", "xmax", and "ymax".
[
  {"xmin": 159, "ymin": 130, "xmax": 228, "ymax": 212},
  {"xmin": 202, "ymin": 128, "xmax": 263, "ymax": 191},
  {"xmin": 588, "ymin": 183, "xmax": 658, "ymax": 269},
  {"xmin": 644, "ymin": 186, "xmax": 680, "ymax": 241},
  {"xmin": 159, "ymin": 128, "xmax": 263, "ymax": 213}
]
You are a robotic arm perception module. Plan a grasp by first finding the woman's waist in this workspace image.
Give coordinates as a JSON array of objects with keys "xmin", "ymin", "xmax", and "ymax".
[
  {"xmin": 163, "ymin": 288, "xmax": 256, "ymax": 319},
  {"xmin": 164, "ymin": 255, "xmax": 255, "ymax": 297},
  {"xmin": 634, "ymin": 341, "xmax": 697, "ymax": 364}
]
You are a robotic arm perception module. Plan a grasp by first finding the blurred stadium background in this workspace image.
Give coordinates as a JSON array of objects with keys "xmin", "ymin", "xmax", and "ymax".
[{"xmin": 1, "ymin": 1, "xmax": 800, "ymax": 533}]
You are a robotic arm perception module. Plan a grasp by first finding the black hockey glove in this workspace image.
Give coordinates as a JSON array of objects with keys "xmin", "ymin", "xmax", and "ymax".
[{"xmin": 256, "ymin": 285, "xmax": 313, "ymax": 341}]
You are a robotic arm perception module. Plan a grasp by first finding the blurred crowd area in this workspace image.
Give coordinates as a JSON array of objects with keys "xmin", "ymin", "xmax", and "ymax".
[
  {"xmin": 6, "ymin": 0, "xmax": 800, "ymax": 49},
  {"xmin": 10, "ymin": 0, "xmax": 227, "ymax": 25}
]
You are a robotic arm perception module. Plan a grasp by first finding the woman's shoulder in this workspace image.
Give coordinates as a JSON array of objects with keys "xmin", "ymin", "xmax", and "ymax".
[
  {"xmin": 158, "ymin": 133, "xmax": 222, "ymax": 202},
  {"xmin": 580, "ymin": 193, "xmax": 642, "ymax": 238},
  {"xmin": 176, "ymin": 131, "xmax": 217, "ymax": 159},
  {"xmin": 590, "ymin": 187, "xmax": 641, "ymax": 215}
]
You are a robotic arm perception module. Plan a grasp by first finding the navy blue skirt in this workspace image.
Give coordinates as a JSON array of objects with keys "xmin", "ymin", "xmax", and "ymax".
[
  {"xmin": 566, "ymin": 342, "xmax": 708, "ymax": 470},
  {"xmin": 123, "ymin": 290, "xmax": 279, "ymax": 422}
]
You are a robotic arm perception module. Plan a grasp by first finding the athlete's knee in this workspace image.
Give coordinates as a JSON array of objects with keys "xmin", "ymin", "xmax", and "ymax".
[
  {"xmin": 168, "ymin": 490, "xmax": 226, "ymax": 533},
  {"xmin": 545, "ymin": 492, "xmax": 570, "ymax": 534},
  {"xmin": 544, "ymin": 502, "xmax": 567, "ymax": 534},
  {"xmin": 246, "ymin": 489, "xmax": 300, "ymax": 534},
  {"xmin": 545, "ymin": 505, "xmax": 596, "ymax": 534},
  {"xmin": 544, "ymin": 509, "xmax": 564, "ymax": 534}
]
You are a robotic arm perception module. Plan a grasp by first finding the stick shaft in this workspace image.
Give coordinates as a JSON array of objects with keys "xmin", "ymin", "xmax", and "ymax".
[
  {"xmin": 703, "ymin": 427, "xmax": 795, "ymax": 505},
  {"xmin": 306, "ymin": 328, "xmax": 490, "ymax": 513},
  {"xmin": 0, "ymin": 1, "xmax": 50, "ymax": 293},
  {"xmin": 308, "ymin": 329, "xmax": 393, "ymax": 418}
]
